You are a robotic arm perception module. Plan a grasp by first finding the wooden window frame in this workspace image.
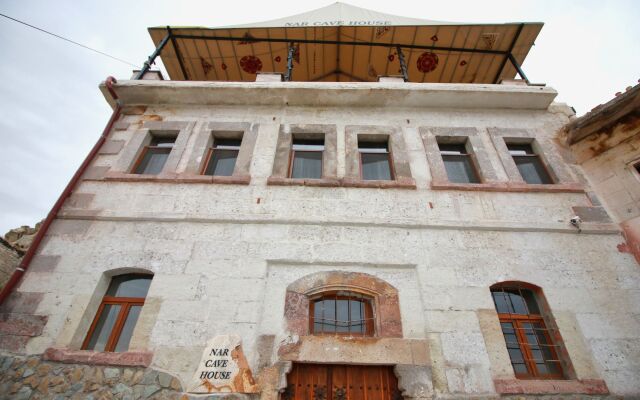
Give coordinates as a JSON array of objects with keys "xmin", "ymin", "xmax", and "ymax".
[
  {"xmin": 131, "ymin": 137, "xmax": 175, "ymax": 175},
  {"xmin": 82, "ymin": 296, "xmax": 145, "ymax": 352},
  {"xmin": 82, "ymin": 274, "xmax": 151, "ymax": 353},
  {"xmin": 200, "ymin": 138, "xmax": 242, "ymax": 176},
  {"xmin": 358, "ymin": 141, "xmax": 396, "ymax": 181},
  {"xmin": 309, "ymin": 291, "xmax": 375, "ymax": 337},
  {"xmin": 492, "ymin": 285, "xmax": 565, "ymax": 380},
  {"xmin": 288, "ymin": 139, "xmax": 325, "ymax": 179},
  {"xmin": 506, "ymin": 143, "xmax": 554, "ymax": 184}
]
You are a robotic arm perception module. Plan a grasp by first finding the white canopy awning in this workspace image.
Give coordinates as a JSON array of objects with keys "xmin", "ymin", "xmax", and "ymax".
[{"xmin": 148, "ymin": 2, "xmax": 542, "ymax": 83}]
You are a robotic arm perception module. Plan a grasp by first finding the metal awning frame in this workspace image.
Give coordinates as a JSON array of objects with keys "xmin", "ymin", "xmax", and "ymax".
[{"xmin": 135, "ymin": 24, "xmax": 530, "ymax": 84}]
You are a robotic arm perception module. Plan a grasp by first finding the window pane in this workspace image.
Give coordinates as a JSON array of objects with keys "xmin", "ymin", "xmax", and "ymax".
[
  {"xmin": 152, "ymin": 138, "xmax": 175, "ymax": 148},
  {"xmin": 214, "ymin": 139, "xmax": 241, "ymax": 149},
  {"xmin": 312, "ymin": 295, "xmax": 372, "ymax": 335},
  {"xmin": 205, "ymin": 149, "xmax": 238, "ymax": 176},
  {"xmin": 107, "ymin": 275, "xmax": 152, "ymax": 298},
  {"xmin": 513, "ymin": 156, "xmax": 552, "ymax": 184},
  {"xmin": 349, "ymin": 299, "xmax": 365, "ymax": 334},
  {"xmin": 522, "ymin": 322, "xmax": 549, "ymax": 374},
  {"xmin": 533, "ymin": 322, "xmax": 561, "ymax": 375},
  {"xmin": 522, "ymin": 290, "xmax": 540, "ymax": 314},
  {"xmin": 313, "ymin": 301, "xmax": 323, "ymax": 333},
  {"xmin": 442, "ymin": 155, "xmax": 479, "ymax": 183},
  {"xmin": 114, "ymin": 305, "xmax": 142, "ymax": 352},
  {"xmin": 85, "ymin": 304, "xmax": 121, "ymax": 351},
  {"xmin": 438, "ymin": 143, "xmax": 467, "ymax": 155},
  {"xmin": 292, "ymin": 139, "xmax": 324, "ymax": 151},
  {"xmin": 322, "ymin": 299, "xmax": 336, "ymax": 333},
  {"xmin": 135, "ymin": 148, "xmax": 171, "ymax": 175},
  {"xmin": 336, "ymin": 299, "xmax": 349, "ymax": 332},
  {"xmin": 507, "ymin": 144, "xmax": 535, "ymax": 156},
  {"xmin": 492, "ymin": 292, "xmax": 512, "ymax": 314},
  {"xmin": 506, "ymin": 290, "xmax": 529, "ymax": 315},
  {"xmin": 361, "ymin": 153, "xmax": 391, "ymax": 180},
  {"xmin": 500, "ymin": 322, "xmax": 529, "ymax": 374},
  {"xmin": 291, "ymin": 151, "xmax": 323, "ymax": 179}
]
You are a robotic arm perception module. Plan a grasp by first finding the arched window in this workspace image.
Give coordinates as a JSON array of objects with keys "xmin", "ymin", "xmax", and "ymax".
[
  {"xmin": 309, "ymin": 291, "xmax": 374, "ymax": 336},
  {"xmin": 82, "ymin": 274, "xmax": 152, "ymax": 352},
  {"xmin": 491, "ymin": 283, "xmax": 565, "ymax": 379}
]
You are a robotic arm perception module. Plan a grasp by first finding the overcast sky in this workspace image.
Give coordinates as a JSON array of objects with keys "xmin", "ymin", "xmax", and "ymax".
[{"xmin": 0, "ymin": 0, "xmax": 638, "ymax": 234}]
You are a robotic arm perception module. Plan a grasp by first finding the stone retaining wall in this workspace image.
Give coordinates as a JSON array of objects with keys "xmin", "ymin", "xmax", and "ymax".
[{"xmin": 0, "ymin": 353, "xmax": 184, "ymax": 400}]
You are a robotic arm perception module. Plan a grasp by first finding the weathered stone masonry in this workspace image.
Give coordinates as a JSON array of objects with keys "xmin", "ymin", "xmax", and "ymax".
[{"xmin": 0, "ymin": 79, "xmax": 638, "ymax": 399}]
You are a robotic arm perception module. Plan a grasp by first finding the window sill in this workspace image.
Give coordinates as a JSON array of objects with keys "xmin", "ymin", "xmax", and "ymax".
[
  {"xmin": 102, "ymin": 171, "xmax": 251, "ymax": 185},
  {"xmin": 268, "ymin": 177, "xmax": 416, "ymax": 189},
  {"xmin": 341, "ymin": 177, "xmax": 417, "ymax": 189},
  {"xmin": 43, "ymin": 347, "xmax": 153, "ymax": 367},
  {"xmin": 267, "ymin": 177, "xmax": 341, "ymax": 187},
  {"xmin": 431, "ymin": 180, "xmax": 584, "ymax": 193},
  {"xmin": 493, "ymin": 378, "xmax": 609, "ymax": 395}
]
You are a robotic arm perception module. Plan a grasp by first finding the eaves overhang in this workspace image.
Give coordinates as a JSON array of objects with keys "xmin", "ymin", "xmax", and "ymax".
[
  {"xmin": 562, "ymin": 82, "xmax": 640, "ymax": 145},
  {"xmin": 100, "ymin": 80, "xmax": 557, "ymax": 110}
]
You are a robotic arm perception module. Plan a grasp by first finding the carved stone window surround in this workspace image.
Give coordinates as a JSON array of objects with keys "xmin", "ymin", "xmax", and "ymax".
[
  {"xmin": 268, "ymin": 124, "xmax": 338, "ymax": 186},
  {"xmin": 420, "ymin": 126, "xmax": 497, "ymax": 187}
]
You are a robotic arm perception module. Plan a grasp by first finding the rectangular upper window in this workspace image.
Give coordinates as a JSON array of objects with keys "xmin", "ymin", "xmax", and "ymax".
[
  {"xmin": 438, "ymin": 142, "xmax": 480, "ymax": 184},
  {"xmin": 203, "ymin": 138, "xmax": 241, "ymax": 176},
  {"xmin": 359, "ymin": 140, "xmax": 393, "ymax": 181},
  {"xmin": 507, "ymin": 143, "xmax": 553, "ymax": 184},
  {"xmin": 289, "ymin": 138, "xmax": 324, "ymax": 179},
  {"xmin": 133, "ymin": 137, "xmax": 175, "ymax": 175}
]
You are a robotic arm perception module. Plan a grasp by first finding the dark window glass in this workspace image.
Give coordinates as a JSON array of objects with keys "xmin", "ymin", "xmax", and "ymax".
[
  {"xmin": 311, "ymin": 292, "xmax": 373, "ymax": 336},
  {"xmin": 204, "ymin": 139, "xmax": 241, "ymax": 176},
  {"xmin": 106, "ymin": 275, "xmax": 152, "ymax": 298},
  {"xmin": 85, "ymin": 304, "xmax": 121, "ymax": 352},
  {"xmin": 114, "ymin": 305, "xmax": 142, "ymax": 352},
  {"xmin": 491, "ymin": 285, "xmax": 565, "ymax": 379},
  {"xmin": 439, "ymin": 143, "xmax": 480, "ymax": 183},
  {"xmin": 359, "ymin": 142, "xmax": 392, "ymax": 181},
  {"xmin": 290, "ymin": 139, "xmax": 324, "ymax": 179},
  {"xmin": 134, "ymin": 137, "xmax": 175, "ymax": 175},
  {"xmin": 501, "ymin": 322, "xmax": 528, "ymax": 374},
  {"xmin": 507, "ymin": 143, "xmax": 552, "ymax": 184},
  {"xmin": 83, "ymin": 274, "xmax": 152, "ymax": 352}
]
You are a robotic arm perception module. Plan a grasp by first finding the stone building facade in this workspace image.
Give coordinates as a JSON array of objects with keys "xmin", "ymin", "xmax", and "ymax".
[
  {"xmin": 559, "ymin": 82, "xmax": 640, "ymax": 264},
  {"xmin": 1, "ymin": 4, "xmax": 639, "ymax": 400}
]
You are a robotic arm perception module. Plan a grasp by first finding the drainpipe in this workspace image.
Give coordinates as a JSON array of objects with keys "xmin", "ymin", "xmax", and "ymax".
[{"xmin": 0, "ymin": 76, "xmax": 122, "ymax": 305}]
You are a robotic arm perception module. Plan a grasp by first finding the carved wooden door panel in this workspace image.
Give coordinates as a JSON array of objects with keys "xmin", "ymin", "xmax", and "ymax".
[{"xmin": 284, "ymin": 363, "xmax": 399, "ymax": 400}]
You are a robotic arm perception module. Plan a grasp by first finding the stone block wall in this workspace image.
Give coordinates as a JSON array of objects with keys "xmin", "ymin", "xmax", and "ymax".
[
  {"xmin": 0, "ymin": 353, "xmax": 184, "ymax": 399},
  {"xmin": 1, "ymin": 83, "xmax": 638, "ymax": 399},
  {"xmin": 0, "ymin": 238, "xmax": 21, "ymax": 292}
]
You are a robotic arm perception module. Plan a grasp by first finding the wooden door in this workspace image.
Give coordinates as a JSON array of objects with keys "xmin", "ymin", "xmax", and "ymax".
[{"xmin": 283, "ymin": 363, "xmax": 400, "ymax": 400}]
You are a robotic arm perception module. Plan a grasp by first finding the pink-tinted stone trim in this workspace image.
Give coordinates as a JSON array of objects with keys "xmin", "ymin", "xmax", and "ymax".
[
  {"xmin": 43, "ymin": 347, "xmax": 153, "ymax": 367},
  {"xmin": 493, "ymin": 378, "xmax": 609, "ymax": 395},
  {"xmin": 267, "ymin": 177, "xmax": 342, "ymax": 187},
  {"xmin": 431, "ymin": 180, "xmax": 584, "ymax": 193},
  {"xmin": 102, "ymin": 171, "xmax": 251, "ymax": 185},
  {"xmin": 0, "ymin": 313, "xmax": 47, "ymax": 336},
  {"xmin": 285, "ymin": 271, "xmax": 403, "ymax": 338},
  {"xmin": 341, "ymin": 177, "xmax": 417, "ymax": 189}
]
